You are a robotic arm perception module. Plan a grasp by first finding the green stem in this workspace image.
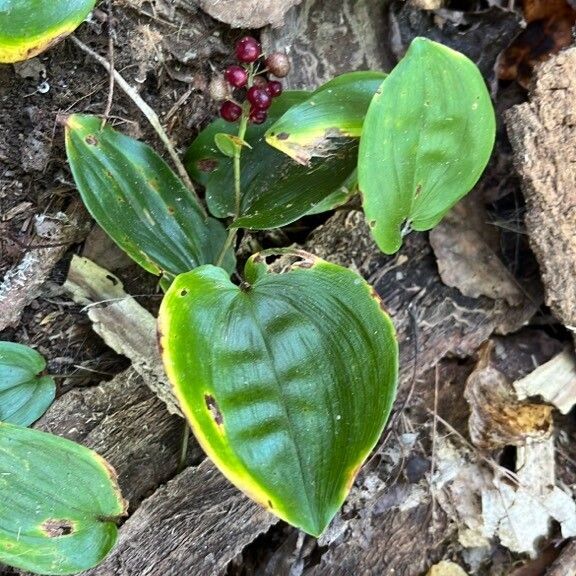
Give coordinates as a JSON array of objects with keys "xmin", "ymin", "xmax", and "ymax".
[
  {"xmin": 234, "ymin": 113, "xmax": 249, "ymax": 217},
  {"xmin": 216, "ymin": 103, "xmax": 250, "ymax": 268},
  {"xmin": 215, "ymin": 226, "xmax": 238, "ymax": 267}
]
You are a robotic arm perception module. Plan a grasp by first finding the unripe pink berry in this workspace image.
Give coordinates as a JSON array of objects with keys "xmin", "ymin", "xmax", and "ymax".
[{"xmin": 266, "ymin": 52, "xmax": 290, "ymax": 78}]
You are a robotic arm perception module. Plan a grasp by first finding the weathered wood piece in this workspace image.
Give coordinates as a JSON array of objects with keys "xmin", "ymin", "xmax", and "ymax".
[
  {"xmin": 506, "ymin": 47, "xmax": 576, "ymax": 332},
  {"xmin": 34, "ymin": 368, "xmax": 186, "ymax": 509},
  {"xmin": 84, "ymin": 460, "xmax": 277, "ymax": 576},
  {"xmin": 0, "ymin": 201, "xmax": 89, "ymax": 331},
  {"xmin": 261, "ymin": 0, "xmax": 394, "ymax": 90},
  {"xmin": 195, "ymin": 0, "xmax": 304, "ymax": 29}
]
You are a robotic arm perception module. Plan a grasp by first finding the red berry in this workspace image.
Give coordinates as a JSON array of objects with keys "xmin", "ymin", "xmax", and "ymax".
[
  {"xmin": 266, "ymin": 80, "xmax": 283, "ymax": 98},
  {"xmin": 220, "ymin": 100, "xmax": 242, "ymax": 122},
  {"xmin": 250, "ymin": 108, "xmax": 268, "ymax": 124},
  {"xmin": 235, "ymin": 36, "xmax": 261, "ymax": 63},
  {"xmin": 266, "ymin": 52, "xmax": 290, "ymax": 78},
  {"xmin": 247, "ymin": 86, "xmax": 271, "ymax": 110},
  {"xmin": 224, "ymin": 65, "xmax": 248, "ymax": 88}
]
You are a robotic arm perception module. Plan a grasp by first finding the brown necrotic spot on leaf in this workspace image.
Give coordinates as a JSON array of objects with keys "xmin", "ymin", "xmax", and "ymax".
[
  {"xmin": 276, "ymin": 132, "xmax": 290, "ymax": 141},
  {"xmin": 179, "ymin": 289, "xmax": 188, "ymax": 297},
  {"xmin": 204, "ymin": 394, "xmax": 223, "ymax": 425},
  {"xmin": 85, "ymin": 134, "xmax": 99, "ymax": 146},
  {"xmin": 41, "ymin": 519, "xmax": 75, "ymax": 537},
  {"xmin": 197, "ymin": 158, "xmax": 219, "ymax": 172}
]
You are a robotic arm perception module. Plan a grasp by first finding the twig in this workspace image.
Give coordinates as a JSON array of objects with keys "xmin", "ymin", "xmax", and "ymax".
[
  {"xmin": 70, "ymin": 36, "xmax": 207, "ymax": 218},
  {"xmin": 430, "ymin": 362, "xmax": 439, "ymax": 526},
  {"xmin": 101, "ymin": 0, "xmax": 115, "ymax": 127}
]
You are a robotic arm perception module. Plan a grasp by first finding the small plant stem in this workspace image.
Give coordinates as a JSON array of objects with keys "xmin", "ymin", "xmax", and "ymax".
[
  {"xmin": 70, "ymin": 36, "xmax": 208, "ymax": 218},
  {"xmin": 215, "ymin": 103, "xmax": 250, "ymax": 268},
  {"xmin": 215, "ymin": 226, "xmax": 238, "ymax": 267},
  {"xmin": 234, "ymin": 114, "xmax": 249, "ymax": 217},
  {"xmin": 177, "ymin": 422, "xmax": 190, "ymax": 473}
]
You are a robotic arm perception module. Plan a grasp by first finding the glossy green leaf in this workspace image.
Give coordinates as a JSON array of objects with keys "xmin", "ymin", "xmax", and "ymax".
[
  {"xmin": 65, "ymin": 114, "xmax": 234, "ymax": 279},
  {"xmin": 0, "ymin": 423, "xmax": 126, "ymax": 574},
  {"xmin": 265, "ymin": 71, "xmax": 386, "ymax": 164},
  {"xmin": 358, "ymin": 37, "xmax": 496, "ymax": 254},
  {"xmin": 0, "ymin": 0, "xmax": 96, "ymax": 63},
  {"xmin": 185, "ymin": 92, "xmax": 359, "ymax": 229},
  {"xmin": 158, "ymin": 251, "xmax": 398, "ymax": 536},
  {"xmin": 0, "ymin": 341, "xmax": 55, "ymax": 427}
]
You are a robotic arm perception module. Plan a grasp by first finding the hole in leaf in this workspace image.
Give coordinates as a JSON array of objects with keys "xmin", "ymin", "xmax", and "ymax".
[
  {"xmin": 204, "ymin": 394, "xmax": 223, "ymax": 425},
  {"xmin": 276, "ymin": 132, "xmax": 290, "ymax": 141},
  {"xmin": 41, "ymin": 519, "xmax": 75, "ymax": 538},
  {"xmin": 179, "ymin": 289, "xmax": 188, "ymax": 297}
]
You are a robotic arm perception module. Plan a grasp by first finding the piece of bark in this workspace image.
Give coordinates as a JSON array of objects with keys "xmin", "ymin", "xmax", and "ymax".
[
  {"xmin": 546, "ymin": 539, "xmax": 576, "ymax": 576},
  {"xmin": 505, "ymin": 47, "xmax": 576, "ymax": 332},
  {"xmin": 34, "ymin": 367, "xmax": 186, "ymax": 509},
  {"xmin": 195, "ymin": 0, "xmax": 303, "ymax": 29},
  {"xmin": 0, "ymin": 201, "xmax": 89, "ymax": 331},
  {"xmin": 63, "ymin": 255, "xmax": 182, "ymax": 416},
  {"xmin": 261, "ymin": 0, "xmax": 394, "ymax": 90},
  {"xmin": 84, "ymin": 459, "xmax": 276, "ymax": 576}
]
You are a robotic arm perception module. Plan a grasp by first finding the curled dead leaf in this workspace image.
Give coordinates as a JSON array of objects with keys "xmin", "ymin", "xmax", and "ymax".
[{"xmin": 464, "ymin": 344, "xmax": 553, "ymax": 450}]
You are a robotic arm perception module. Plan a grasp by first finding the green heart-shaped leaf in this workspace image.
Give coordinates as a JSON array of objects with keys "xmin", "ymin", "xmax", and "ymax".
[
  {"xmin": 0, "ymin": 423, "xmax": 126, "ymax": 574},
  {"xmin": 265, "ymin": 71, "xmax": 386, "ymax": 164},
  {"xmin": 358, "ymin": 37, "xmax": 496, "ymax": 254},
  {"xmin": 158, "ymin": 251, "xmax": 398, "ymax": 536},
  {"xmin": 66, "ymin": 114, "xmax": 234, "ymax": 279},
  {"xmin": 185, "ymin": 92, "xmax": 358, "ymax": 228},
  {"xmin": 0, "ymin": 0, "xmax": 96, "ymax": 63},
  {"xmin": 0, "ymin": 341, "xmax": 55, "ymax": 426}
]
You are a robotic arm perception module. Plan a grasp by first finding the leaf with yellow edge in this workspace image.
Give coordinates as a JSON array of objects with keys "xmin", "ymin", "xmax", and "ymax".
[
  {"xmin": 0, "ymin": 423, "xmax": 126, "ymax": 575},
  {"xmin": 159, "ymin": 250, "xmax": 398, "ymax": 536},
  {"xmin": 0, "ymin": 0, "xmax": 96, "ymax": 63}
]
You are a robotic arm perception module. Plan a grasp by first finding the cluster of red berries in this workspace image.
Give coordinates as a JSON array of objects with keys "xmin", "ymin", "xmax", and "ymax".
[{"xmin": 216, "ymin": 36, "xmax": 290, "ymax": 125}]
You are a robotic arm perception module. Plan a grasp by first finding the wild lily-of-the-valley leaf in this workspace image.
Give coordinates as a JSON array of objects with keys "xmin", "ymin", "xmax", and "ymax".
[
  {"xmin": 185, "ymin": 92, "xmax": 359, "ymax": 229},
  {"xmin": 358, "ymin": 37, "xmax": 496, "ymax": 254},
  {"xmin": 65, "ymin": 114, "xmax": 234, "ymax": 280},
  {"xmin": 0, "ymin": 341, "xmax": 55, "ymax": 426},
  {"xmin": 0, "ymin": 423, "xmax": 126, "ymax": 575},
  {"xmin": 265, "ymin": 71, "xmax": 386, "ymax": 164},
  {"xmin": 159, "ymin": 251, "xmax": 398, "ymax": 536},
  {"xmin": 0, "ymin": 0, "xmax": 96, "ymax": 63}
]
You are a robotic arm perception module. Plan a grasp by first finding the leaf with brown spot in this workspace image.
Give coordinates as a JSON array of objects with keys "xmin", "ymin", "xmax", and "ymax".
[
  {"xmin": 0, "ymin": 423, "xmax": 126, "ymax": 574},
  {"xmin": 159, "ymin": 250, "xmax": 398, "ymax": 536}
]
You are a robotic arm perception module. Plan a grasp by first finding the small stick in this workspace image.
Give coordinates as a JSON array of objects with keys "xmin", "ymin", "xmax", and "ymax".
[
  {"xmin": 70, "ymin": 36, "xmax": 207, "ymax": 218},
  {"xmin": 101, "ymin": 0, "xmax": 115, "ymax": 127}
]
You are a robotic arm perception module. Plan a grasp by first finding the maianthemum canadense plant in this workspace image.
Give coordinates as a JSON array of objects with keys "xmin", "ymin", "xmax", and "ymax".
[
  {"xmin": 64, "ymin": 35, "xmax": 494, "ymax": 532},
  {"xmin": 0, "ymin": 29, "xmax": 495, "ymax": 576}
]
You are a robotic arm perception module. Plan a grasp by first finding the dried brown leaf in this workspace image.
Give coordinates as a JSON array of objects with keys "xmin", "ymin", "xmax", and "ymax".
[
  {"xmin": 464, "ymin": 344, "xmax": 553, "ymax": 450},
  {"xmin": 430, "ymin": 198, "xmax": 524, "ymax": 306}
]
